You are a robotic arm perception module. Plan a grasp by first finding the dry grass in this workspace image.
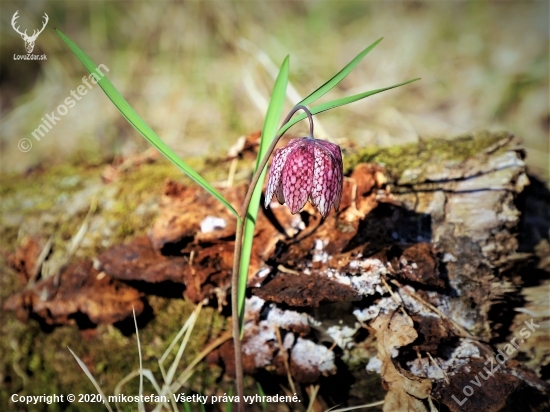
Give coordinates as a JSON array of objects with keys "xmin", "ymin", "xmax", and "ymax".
[{"xmin": 1, "ymin": 1, "xmax": 547, "ymax": 178}]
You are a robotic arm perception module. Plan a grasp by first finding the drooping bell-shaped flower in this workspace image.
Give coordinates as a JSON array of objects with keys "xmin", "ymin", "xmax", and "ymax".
[{"xmin": 264, "ymin": 136, "xmax": 343, "ymax": 218}]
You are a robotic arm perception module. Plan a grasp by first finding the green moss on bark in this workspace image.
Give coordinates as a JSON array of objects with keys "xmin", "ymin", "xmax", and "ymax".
[{"xmin": 344, "ymin": 130, "xmax": 511, "ymax": 179}]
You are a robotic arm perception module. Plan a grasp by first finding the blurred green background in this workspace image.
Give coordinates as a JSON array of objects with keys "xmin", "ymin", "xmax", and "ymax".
[{"xmin": 1, "ymin": 0, "xmax": 548, "ymax": 179}]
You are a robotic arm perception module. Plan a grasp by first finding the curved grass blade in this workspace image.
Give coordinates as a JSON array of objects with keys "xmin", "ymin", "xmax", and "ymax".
[
  {"xmin": 298, "ymin": 37, "xmax": 383, "ymax": 107},
  {"xmin": 55, "ymin": 29, "xmax": 238, "ymax": 218},
  {"xmin": 238, "ymin": 56, "xmax": 289, "ymax": 328},
  {"xmin": 67, "ymin": 347, "xmax": 114, "ymax": 412},
  {"xmin": 278, "ymin": 78, "xmax": 421, "ymax": 136}
]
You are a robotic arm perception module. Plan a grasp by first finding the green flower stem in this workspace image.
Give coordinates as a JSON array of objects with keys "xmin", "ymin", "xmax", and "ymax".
[
  {"xmin": 231, "ymin": 105, "xmax": 313, "ymax": 409},
  {"xmin": 56, "ymin": 29, "xmax": 418, "ymax": 409},
  {"xmin": 230, "ymin": 217, "xmax": 245, "ymax": 410}
]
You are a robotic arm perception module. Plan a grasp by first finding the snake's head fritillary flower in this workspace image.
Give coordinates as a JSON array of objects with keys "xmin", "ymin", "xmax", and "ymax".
[{"xmin": 264, "ymin": 136, "xmax": 343, "ymax": 218}]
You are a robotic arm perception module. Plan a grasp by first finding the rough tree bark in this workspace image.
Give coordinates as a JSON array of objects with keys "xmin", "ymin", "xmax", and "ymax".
[{"xmin": 2, "ymin": 130, "xmax": 548, "ymax": 411}]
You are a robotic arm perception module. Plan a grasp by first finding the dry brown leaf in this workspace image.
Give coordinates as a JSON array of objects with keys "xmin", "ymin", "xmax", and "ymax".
[{"xmin": 370, "ymin": 310, "xmax": 431, "ymax": 412}]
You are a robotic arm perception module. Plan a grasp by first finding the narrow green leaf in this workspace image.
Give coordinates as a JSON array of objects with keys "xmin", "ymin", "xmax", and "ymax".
[
  {"xmin": 255, "ymin": 56, "xmax": 291, "ymax": 169},
  {"xmin": 225, "ymin": 387, "xmax": 233, "ymax": 412},
  {"xmin": 278, "ymin": 78, "xmax": 420, "ymax": 136},
  {"xmin": 256, "ymin": 382, "xmax": 268, "ymax": 412},
  {"xmin": 237, "ymin": 56, "xmax": 290, "ymax": 327},
  {"xmin": 55, "ymin": 29, "xmax": 238, "ymax": 218},
  {"xmin": 298, "ymin": 37, "xmax": 383, "ymax": 107}
]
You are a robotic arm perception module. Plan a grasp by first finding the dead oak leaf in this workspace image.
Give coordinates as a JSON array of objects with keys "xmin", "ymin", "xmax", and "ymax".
[{"xmin": 370, "ymin": 311, "xmax": 432, "ymax": 412}]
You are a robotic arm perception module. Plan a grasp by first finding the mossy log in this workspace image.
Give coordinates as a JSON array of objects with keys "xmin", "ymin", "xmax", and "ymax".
[{"xmin": 1, "ymin": 131, "xmax": 548, "ymax": 411}]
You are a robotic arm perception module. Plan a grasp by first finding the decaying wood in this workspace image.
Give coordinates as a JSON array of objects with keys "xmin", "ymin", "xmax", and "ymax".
[
  {"xmin": 4, "ymin": 260, "xmax": 144, "ymax": 326},
  {"xmin": 3, "ymin": 131, "xmax": 549, "ymax": 411}
]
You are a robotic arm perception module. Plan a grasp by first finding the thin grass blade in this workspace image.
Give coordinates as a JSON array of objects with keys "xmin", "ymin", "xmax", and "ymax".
[
  {"xmin": 328, "ymin": 400, "xmax": 385, "ymax": 411},
  {"xmin": 225, "ymin": 387, "xmax": 233, "ymax": 412},
  {"xmin": 298, "ymin": 37, "xmax": 383, "ymax": 107},
  {"xmin": 67, "ymin": 347, "xmax": 114, "ymax": 412},
  {"xmin": 306, "ymin": 384, "xmax": 320, "ymax": 412},
  {"xmin": 169, "ymin": 332, "xmax": 232, "ymax": 393},
  {"xmin": 278, "ymin": 78, "xmax": 420, "ymax": 136},
  {"xmin": 132, "ymin": 307, "xmax": 145, "ymax": 412},
  {"xmin": 115, "ymin": 369, "xmax": 172, "ymax": 412},
  {"xmin": 165, "ymin": 303, "xmax": 201, "ymax": 386},
  {"xmin": 237, "ymin": 56, "xmax": 289, "ymax": 330},
  {"xmin": 55, "ymin": 29, "xmax": 238, "ymax": 218},
  {"xmin": 256, "ymin": 382, "xmax": 268, "ymax": 411}
]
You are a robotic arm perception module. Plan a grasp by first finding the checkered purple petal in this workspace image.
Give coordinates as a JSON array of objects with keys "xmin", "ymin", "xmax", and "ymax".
[
  {"xmin": 264, "ymin": 137, "xmax": 307, "ymax": 208},
  {"xmin": 310, "ymin": 144, "xmax": 338, "ymax": 217},
  {"xmin": 281, "ymin": 142, "xmax": 315, "ymax": 214}
]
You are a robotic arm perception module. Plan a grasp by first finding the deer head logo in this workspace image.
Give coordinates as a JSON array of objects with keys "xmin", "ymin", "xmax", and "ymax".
[{"xmin": 11, "ymin": 11, "xmax": 49, "ymax": 54}]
